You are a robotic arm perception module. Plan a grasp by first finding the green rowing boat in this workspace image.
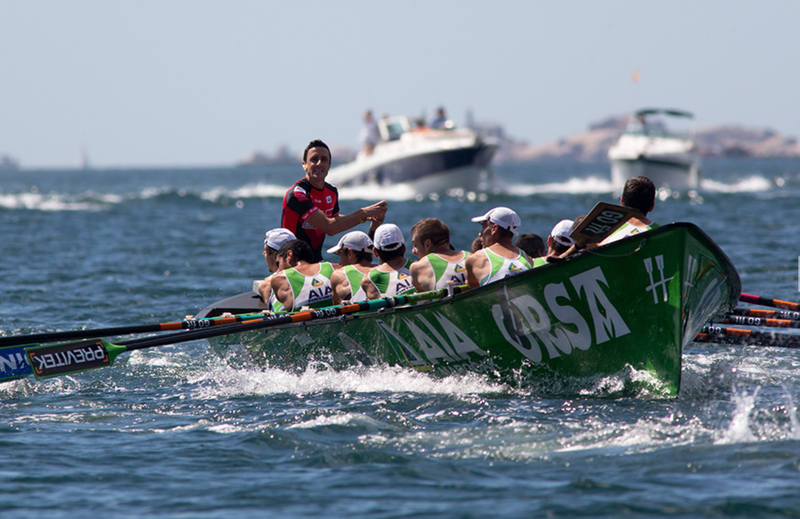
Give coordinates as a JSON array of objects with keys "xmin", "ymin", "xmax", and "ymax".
[{"xmin": 197, "ymin": 222, "xmax": 740, "ymax": 396}]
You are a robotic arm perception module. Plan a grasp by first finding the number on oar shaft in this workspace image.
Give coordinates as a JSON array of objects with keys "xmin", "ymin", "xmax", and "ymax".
[
  {"xmin": 730, "ymin": 307, "xmax": 800, "ymax": 322},
  {"xmin": 569, "ymin": 202, "xmax": 638, "ymax": 247},
  {"xmin": 720, "ymin": 315, "xmax": 800, "ymax": 329},
  {"xmin": 695, "ymin": 324, "xmax": 800, "ymax": 349}
]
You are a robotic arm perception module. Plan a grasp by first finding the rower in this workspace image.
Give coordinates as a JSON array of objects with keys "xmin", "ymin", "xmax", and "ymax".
[
  {"xmin": 514, "ymin": 233, "xmax": 546, "ymax": 260},
  {"xmin": 361, "ymin": 223, "xmax": 417, "ymax": 299},
  {"xmin": 409, "ymin": 218, "xmax": 470, "ymax": 292},
  {"xmin": 270, "ymin": 239, "xmax": 335, "ymax": 312},
  {"xmin": 465, "ymin": 207, "xmax": 533, "ymax": 288},
  {"xmin": 600, "ymin": 176, "xmax": 659, "ymax": 245},
  {"xmin": 327, "ymin": 231, "xmax": 376, "ymax": 304},
  {"xmin": 257, "ymin": 228, "xmax": 296, "ymax": 312},
  {"xmin": 545, "ymin": 220, "xmax": 575, "ymax": 263}
]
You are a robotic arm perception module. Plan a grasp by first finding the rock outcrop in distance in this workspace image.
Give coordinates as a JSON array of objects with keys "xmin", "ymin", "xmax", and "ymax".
[{"xmin": 492, "ymin": 115, "xmax": 800, "ymax": 163}]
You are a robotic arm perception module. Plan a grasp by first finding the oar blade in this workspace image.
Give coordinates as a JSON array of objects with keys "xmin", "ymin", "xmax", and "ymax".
[
  {"xmin": 25, "ymin": 339, "xmax": 127, "ymax": 379},
  {"xmin": 570, "ymin": 202, "xmax": 638, "ymax": 247},
  {"xmin": 0, "ymin": 344, "xmax": 35, "ymax": 382}
]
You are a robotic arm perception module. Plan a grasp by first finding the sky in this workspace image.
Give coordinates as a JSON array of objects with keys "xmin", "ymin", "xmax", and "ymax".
[{"xmin": 1, "ymin": 0, "xmax": 799, "ymax": 168}]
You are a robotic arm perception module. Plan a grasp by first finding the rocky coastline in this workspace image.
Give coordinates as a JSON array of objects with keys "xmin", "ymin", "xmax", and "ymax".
[{"xmin": 492, "ymin": 114, "xmax": 800, "ymax": 163}]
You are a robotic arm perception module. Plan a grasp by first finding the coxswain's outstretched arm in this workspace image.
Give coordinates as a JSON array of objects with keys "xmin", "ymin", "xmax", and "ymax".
[{"xmin": 305, "ymin": 201, "xmax": 388, "ymax": 237}]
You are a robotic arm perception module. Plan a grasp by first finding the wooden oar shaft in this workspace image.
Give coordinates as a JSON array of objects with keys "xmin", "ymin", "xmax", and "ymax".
[
  {"xmin": 695, "ymin": 324, "xmax": 800, "ymax": 348},
  {"xmin": 121, "ymin": 287, "xmax": 458, "ymax": 352},
  {"xmin": 730, "ymin": 307, "xmax": 800, "ymax": 321},
  {"xmin": 739, "ymin": 293, "xmax": 799, "ymax": 311},
  {"xmin": 719, "ymin": 315, "xmax": 800, "ymax": 329},
  {"xmin": 0, "ymin": 313, "xmax": 265, "ymax": 349},
  {"xmin": 22, "ymin": 286, "xmax": 464, "ymax": 380}
]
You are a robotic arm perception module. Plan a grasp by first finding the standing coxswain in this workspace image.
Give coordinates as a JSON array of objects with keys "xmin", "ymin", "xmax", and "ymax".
[{"xmin": 281, "ymin": 140, "xmax": 387, "ymax": 262}]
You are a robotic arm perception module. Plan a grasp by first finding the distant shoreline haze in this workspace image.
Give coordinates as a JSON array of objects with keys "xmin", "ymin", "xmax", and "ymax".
[{"xmin": 2, "ymin": 114, "xmax": 798, "ymax": 170}]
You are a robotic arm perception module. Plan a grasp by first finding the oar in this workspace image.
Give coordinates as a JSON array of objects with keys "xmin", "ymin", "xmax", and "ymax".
[
  {"xmin": 551, "ymin": 202, "xmax": 638, "ymax": 259},
  {"xmin": 0, "ymin": 312, "xmax": 269, "ymax": 348},
  {"xmin": 716, "ymin": 315, "xmax": 800, "ymax": 330},
  {"xmin": 729, "ymin": 307, "xmax": 800, "ymax": 321},
  {"xmin": 739, "ymin": 293, "xmax": 800, "ymax": 311},
  {"xmin": 694, "ymin": 324, "xmax": 800, "ymax": 349},
  {"xmin": 3, "ymin": 286, "xmax": 465, "ymax": 382}
]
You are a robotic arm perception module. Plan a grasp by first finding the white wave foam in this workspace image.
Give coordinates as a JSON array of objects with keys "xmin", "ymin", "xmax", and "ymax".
[
  {"xmin": 0, "ymin": 192, "xmax": 107, "ymax": 211},
  {"xmin": 506, "ymin": 176, "xmax": 616, "ymax": 196},
  {"xmin": 716, "ymin": 389, "xmax": 758, "ymax": 444},
  {"xmin": 700, "ymin": 175, "xmax": 772, "ymax": 193},
  {"xmin": 200, "ymin": 183, "xmax": 289, "ymax": 202},
  {"xmin": 188, "ymin": 358, "xmax": 502, "ymax": 399}
]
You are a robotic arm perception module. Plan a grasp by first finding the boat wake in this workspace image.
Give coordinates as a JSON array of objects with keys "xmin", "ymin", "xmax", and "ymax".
[
  {"xmin": 187, "ymin": 357, "xmax": 505, "ymax": 399},
  {"xmin": 0, "ymin": 192, "xmax": 116, "ymax": 211},
  {"xmin": 503, "ymin": 175, "xmax": 616, "ymax": 196},
  {"xmin": 700, "ymin": 175, "xmax": 773, "ymax": 193}
]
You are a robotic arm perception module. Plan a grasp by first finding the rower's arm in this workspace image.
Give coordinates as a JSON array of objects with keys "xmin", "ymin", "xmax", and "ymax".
[
  {"xmin": 410, "ymin": 259, "xmax": 434, "ymax": 292},
  {"xmin": 270, "ymin": 273, "xmax": 294, "ymax": 312},
  {"xmin": 361, "ymin": 274, "xmax": 381, "ymax": 301},
  {"xmin": 330, "ymin": 270, "xmax": 347, "ymax": 305},
  {"xmin": 465, "ymin": 254, "xmax": 485, "ymax": 289}
]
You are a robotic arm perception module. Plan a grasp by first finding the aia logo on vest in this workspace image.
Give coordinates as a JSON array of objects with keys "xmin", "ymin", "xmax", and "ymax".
[
  {"xmin": 455, "ymin": 265, "xmax": 466, "ymax": 273},
  {"xmin": 398, "ymin": 273, "xmax": 409, "ymax": 279},
  {"xmin": 508, "ymin": 263, "xmax": 522, "ymax": 272},
  {"xmin": 312, "ymin": 278, "xmax": 324, "ymax": 287}
]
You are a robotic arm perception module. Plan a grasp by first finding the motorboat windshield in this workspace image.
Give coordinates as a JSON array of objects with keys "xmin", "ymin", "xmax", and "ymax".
[{"xmin": 626, "ymin": 108, "xmax": 695, "ymax": 140}]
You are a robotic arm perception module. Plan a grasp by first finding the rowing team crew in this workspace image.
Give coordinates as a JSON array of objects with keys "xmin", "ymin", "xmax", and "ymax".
[{"xmin": 257, "ymin": 175, "xmax": 659, "ymax": 313}]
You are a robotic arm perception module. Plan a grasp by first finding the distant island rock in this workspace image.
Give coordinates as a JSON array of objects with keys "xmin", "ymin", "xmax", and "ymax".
[
  {"xmin": 492, "ymin": 114, "xmax": 800, "ymax": 163},
  {"xmin": 238, "ymin": 114, "xmax": 800, "ymax": 167},
  {"xmin": 237, "ymin": 144, "xmax": 356, "ymax": 167}
]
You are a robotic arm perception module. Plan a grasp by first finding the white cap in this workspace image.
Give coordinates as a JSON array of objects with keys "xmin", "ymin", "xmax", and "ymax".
[
  {"xmin": 373, "ymin": 223, "xmax": 405, "ymax": 251},
  {"xmin": 264, "ymin": 228, "xmax": 296, "ymax": 250},
  {"xmin": 470, "ymin": 207, "xmax": 521, "ymax": 236},
  {"xmin": 550, "ymin": 219, "xmax": 575, "ymax": 247},
  {"xmin": 327, "ymin": 231, "xmax": 373, "ymax": 254}
]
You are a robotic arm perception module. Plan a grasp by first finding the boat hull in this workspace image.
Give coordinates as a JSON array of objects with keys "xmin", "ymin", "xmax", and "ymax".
[
  {"xmin": 328, "ymin": 137, "xmax": 497, "ymax": 194},
  {"xmin": 202, "ymin": 223, "xmax": 739, "ymax": 396}
]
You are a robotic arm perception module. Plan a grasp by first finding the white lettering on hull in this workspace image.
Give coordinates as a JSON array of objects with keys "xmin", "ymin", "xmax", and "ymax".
[
  {"xmin": 570, "ymin": 267, "xmax": 630, "ymax": 344},
  {"xmin": 387, "ymin": 265, "xmax": 631, "ymax": 368}
]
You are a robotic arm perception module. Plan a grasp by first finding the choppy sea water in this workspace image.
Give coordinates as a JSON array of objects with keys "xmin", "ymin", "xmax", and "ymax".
[{"xmin": 2, "ymin": 158, "xmax": 800, "ymax": 517}]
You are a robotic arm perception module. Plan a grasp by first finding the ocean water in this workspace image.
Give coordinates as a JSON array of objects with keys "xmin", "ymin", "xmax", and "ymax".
[{"xmin": 2, "ymin": 158, "xmax": 800, "ymax": 517}]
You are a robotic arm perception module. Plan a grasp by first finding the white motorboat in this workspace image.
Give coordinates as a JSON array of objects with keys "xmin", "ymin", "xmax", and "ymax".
[
  {"xmin": 608, "ymin": 109, "xmax": 700, "ymax": 190},
  {"xmin": 327, "ymin": 116, "xmax": 497, "ymax": 194}
]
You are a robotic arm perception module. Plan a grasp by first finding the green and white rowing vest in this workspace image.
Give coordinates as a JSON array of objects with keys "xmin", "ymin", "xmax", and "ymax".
[
  {"xmin": 531, "ymin": 256, "xmax": 547, "ymax": 268},
  {"xmin": 480, "ymin": 248, "xmax": 532, "ymax": 286},
  {"xmin": 365, "ymin": 258, "xmax": 416, "ymax": 297},
  {"xmin": 282, "ymin": 262, "xmax": 334, "ymax": 311},
  {"xmin": 342, "ymin": 264, "xmax": 369, "ymax": 302},
  {"xmin": 604, "ymin": 221, "xmax": 660, "ymax": 244},
  {"xmin": 424, "ymin": 251, "xmax": 469, "ymax": 290}
]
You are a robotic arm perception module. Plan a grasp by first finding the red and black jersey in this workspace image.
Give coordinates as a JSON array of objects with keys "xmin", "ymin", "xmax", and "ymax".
[{"xmin": 281, "ymin": 177, "xmax": 340, "ymax": 262}]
